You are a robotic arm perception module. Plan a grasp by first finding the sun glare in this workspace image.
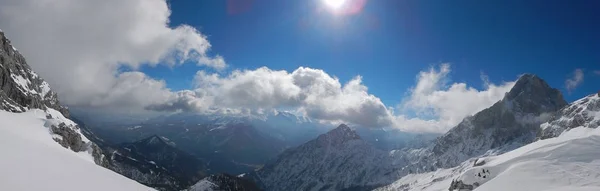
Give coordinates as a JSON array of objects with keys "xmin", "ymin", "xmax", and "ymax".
[{"xmin": 323, "ymin": 0, "xmax": 346, "ymax": 10}]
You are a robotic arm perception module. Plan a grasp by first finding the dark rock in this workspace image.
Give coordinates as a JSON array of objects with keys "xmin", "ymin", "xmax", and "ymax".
[{"xmin": 50, "ymin": 123, "xmax": 85, "ymax": 152}]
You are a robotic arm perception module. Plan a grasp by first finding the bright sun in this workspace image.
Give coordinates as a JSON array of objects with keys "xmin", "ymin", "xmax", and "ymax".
[{"xmin": 323, "ymin": 0, "xmax": 346, "ymax": 10}]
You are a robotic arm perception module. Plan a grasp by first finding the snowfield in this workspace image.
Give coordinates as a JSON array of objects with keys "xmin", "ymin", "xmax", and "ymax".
[
  {"xmin": 378, "ymin": 127, "xmax": 600, "ymax": 191},
  {"xmin": 0, "ymin": 110, "xmax": 153, "ymax": 191}
]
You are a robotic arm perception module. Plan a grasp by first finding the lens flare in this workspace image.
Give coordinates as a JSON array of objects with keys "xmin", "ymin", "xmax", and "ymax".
[{"xmin": 323, "ymin": 0, "xmax": 346, "ymax": 10}]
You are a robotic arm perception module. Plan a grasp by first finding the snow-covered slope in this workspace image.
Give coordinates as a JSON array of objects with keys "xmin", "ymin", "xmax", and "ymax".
[
  {"xmin": 0, "ymin": 110, "xmax": 152, "ymax": 191},
  {"xmin": 540, "ymin": 93, "xmax": 600, "ymax": 139},
  {"xmin": 377, "ymin": 127, "xmax": 600, "ymax": 191}
]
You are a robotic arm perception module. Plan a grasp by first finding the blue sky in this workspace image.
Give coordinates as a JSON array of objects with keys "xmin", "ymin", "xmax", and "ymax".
[
  {"xmin": 2, "ymin": 0, "xmax": 598, "ymax": 132},
  {"xmin": 138, "ymin": 0, "xmax": 599, "ymax": 104}
]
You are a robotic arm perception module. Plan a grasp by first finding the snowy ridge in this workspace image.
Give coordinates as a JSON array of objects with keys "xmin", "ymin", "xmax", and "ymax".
[
  {"xmin": 0, "ymin": 110, "xmax": 152, "ymax": 191},
  {"xmin": 377, "ymin": 127, "xmax": 600, "ymax": 191},
  {"xmin": 540, "ymin": 93, "xmax": 600, "ymax": 139}
]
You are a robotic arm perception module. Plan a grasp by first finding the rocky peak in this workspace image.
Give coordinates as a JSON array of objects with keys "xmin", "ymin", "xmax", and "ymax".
[
  {"xmin": 427, "ymin": 74, "xmax": 567, "ymax": 168},
  {"xmin": 503, "ymin": 74, "xmax": 567, "ymax": 114},
  {"xmin": 316, "ymin": 124, "xmax": 360, "ymax": 146}
]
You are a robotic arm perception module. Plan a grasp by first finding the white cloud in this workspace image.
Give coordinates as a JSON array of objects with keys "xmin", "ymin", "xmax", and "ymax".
[
  {"xmin": 0, "ymin": 0, "xmax": 517, "ymax": 133},
  {"xmin": 565, "ymin": 69, "xmax": 584, "ymax": 93},
  {"xmin": 397, "ymin": 64, "xmax": 515, "ymax": 132},
  {"xmin": 149, "ymin": 64, "xmax": 515, "ymax": 133},
  {"xmin": 0, "ymin": 0, "xmax": 225, "ymax": 110},
  {"xmin": 151, "ymin": 67, "xmax": 396, "ymax": 128},
  {"xmin": 593, "ymin": 70, "xmax": 600, "ymax": 76}
]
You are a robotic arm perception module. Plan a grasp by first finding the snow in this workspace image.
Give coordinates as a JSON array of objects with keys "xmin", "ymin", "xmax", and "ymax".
[
  {"xmin": 10, "ymin": 73, "xmax": 36, "ymax": 95},
  {"xmin": 378, "ymin": 127, "xmax": 600, "ymax": 191},
  {"xmin": 209, "ymin": 125, "xmax": 228, "ymax": 131},
  {"xmin": 128, "ymin": 125, "xmax": 142, "ymax": 130},
  {"xmin": 0, "ymin": 110, "xmax": 152, "ymax": 191},
  {"xmin": 39, "ymin": 81, "xmax": 51, "ymax": 96}
]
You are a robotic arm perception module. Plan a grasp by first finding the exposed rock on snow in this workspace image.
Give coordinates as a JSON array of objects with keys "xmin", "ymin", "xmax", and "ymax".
[
  {"xmin": 539, "ymin": 93, "xmax": 600, "ymax": 139},
  {"xmin": 0, "ymin": 30, "xmax": 69, "ymax": 116},
  {"xmin": 377, "ymin": 127, "xmax": 600, "ymax": 191}
]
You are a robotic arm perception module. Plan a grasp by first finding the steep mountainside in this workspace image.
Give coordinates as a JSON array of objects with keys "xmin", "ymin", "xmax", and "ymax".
[
  {"xmin": 252, "ymin": 124, "xmax": 406, "ymax": 191},
  {"xmin": 0, "ymin": 30, "xmax": 106, "ymax": 161},
  {"xmin": 421, "ymin": 74, "xmax": 567, "ymax": 169},
  {"xmin": 0, "ymin": 30, "xmax": 151, "ymax": 190},
  {"xmin": 187, "ymin": 174, "xmax": 261, "ymax": 191},
  {"xmin": 0, "ymin": 30, "xmax": 68, "ymax": 116}
]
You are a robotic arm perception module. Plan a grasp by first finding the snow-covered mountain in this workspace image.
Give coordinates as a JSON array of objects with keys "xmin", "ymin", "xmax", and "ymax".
[
  {"xmin": 187, "ymin": 174, "xmax": 260, "ymax": 191},
  {"xmin": 251, "ymin": 124, "xmax": 407, "ymax": 191},
  {"xmin": 376, "ymin": 80, "xmax": 600, "ymax": 191},
  {"xmin": 419, "ymin": 74, "xmax": 567, "ymax": 169},
  {"xmin": 0, "ymin": 30, "xmax": 151, "ymax": 190}
]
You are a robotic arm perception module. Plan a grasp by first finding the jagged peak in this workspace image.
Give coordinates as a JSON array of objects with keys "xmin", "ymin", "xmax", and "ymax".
[
  {"xmin": 502, "ymin": 73, "xmax": 567, "ymax": 114},
  {"xmin": 318, "ymin": 124, "xmax": 360, "ymax": 142}
]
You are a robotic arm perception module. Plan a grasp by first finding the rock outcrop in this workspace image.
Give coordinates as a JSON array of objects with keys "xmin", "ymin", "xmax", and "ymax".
[{"xmin": 539, "ymin": 93, "xmax": 600, "ymax": 139}]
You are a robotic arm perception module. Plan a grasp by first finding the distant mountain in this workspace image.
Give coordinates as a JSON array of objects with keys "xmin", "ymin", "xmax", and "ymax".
[
  {"xmin": 251, "ymin": 124, "xmax": 406, "ymax": 191},
  {"xmin": 187, "ymin": 174, "xmax": 261, "ymax": 191},
  {"xmin": 79, "ymin": 111, "xmax": 326, "ymax": 174},
  {"xmin": 117, "ymin": 135, "xmax": 208, "ymax": 189}
]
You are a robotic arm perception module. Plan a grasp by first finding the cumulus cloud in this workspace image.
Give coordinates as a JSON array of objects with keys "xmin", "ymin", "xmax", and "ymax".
[
  {"xmin": 0, "ymin": 0, "xmax": 225, "ymax": 110},
  {"xmin": 565, "ymin": 69, "xmax": 584, "ymax": 93},
  {"xmin": 393, "ymin": 64, "xmax": 515, "ymax": 132},
  {"xmin": 150, "ymin": 67, "xmax": 396, "ymax": 128},
  {"xmin": 593, "ymin": 70, "xmax": 600, "ymax": 75},
  {"xmin": 0, "ymin": 0, "xmax": 517, "ymax": 133},
  {"xmin": 148, "ymin": 64, "xmax": 514, "ymax": 133}
]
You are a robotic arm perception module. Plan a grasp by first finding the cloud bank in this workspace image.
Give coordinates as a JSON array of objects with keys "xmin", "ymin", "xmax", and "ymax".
[
  {"xmin": 148, "ymin": 65, "xmax": 515, "ymax": 133},
  {"xmin": 0, "ymin": 0, "xmax": 516, "ymax": 133}
]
